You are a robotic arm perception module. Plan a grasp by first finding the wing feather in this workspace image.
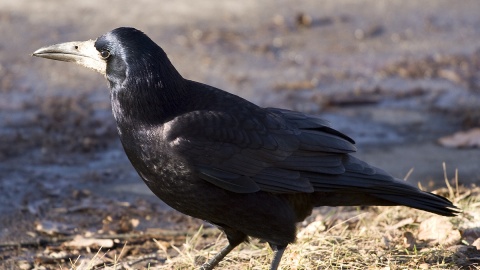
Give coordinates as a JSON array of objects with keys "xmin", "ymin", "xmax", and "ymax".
[{"xmin": 165, "ymin": 106, "xmax": 357, "ymax": 194}]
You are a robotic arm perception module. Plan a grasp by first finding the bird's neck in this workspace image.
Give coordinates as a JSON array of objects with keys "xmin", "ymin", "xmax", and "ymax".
[{"xmin": 110, "ymin": 69, "xmax": 188, "ymax": 127}]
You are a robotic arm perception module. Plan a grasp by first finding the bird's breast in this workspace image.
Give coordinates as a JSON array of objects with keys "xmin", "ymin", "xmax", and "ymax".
[{"xmin": 115, "ymin": 122, "xmax": 193, "ymax": 190}]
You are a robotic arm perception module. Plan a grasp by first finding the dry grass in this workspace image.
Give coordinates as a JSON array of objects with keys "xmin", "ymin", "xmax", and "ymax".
[
  {"xmin": 155, "ymin": 206, "xmax": 476, "ymax": 270},
  {"xmin": 69, "ymin": 172, "xmax": 479, "ymax": 270},
  {"xmin": 72, "ymin": 192, "xmax": 478, "ymax": 269}
]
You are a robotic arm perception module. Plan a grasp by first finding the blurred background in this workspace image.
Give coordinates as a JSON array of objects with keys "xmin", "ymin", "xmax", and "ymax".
[{"xmin": 0, "ymin": 0, "xmax": 479, "ymax": 261}]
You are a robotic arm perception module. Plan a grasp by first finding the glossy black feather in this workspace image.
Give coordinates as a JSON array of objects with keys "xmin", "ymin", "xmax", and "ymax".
[{"xmin": 90, "ymin": 27, "xmax": 459, "ymax": 269}]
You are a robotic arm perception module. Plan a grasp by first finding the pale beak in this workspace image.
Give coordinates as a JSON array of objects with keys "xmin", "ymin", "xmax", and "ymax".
[{"xmin": 33, "ymin": 39, "xmax": 106, "ymax": 75}]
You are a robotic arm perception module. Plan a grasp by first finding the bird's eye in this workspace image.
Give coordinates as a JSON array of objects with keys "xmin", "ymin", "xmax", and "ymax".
[{"xmin": 100, "ymin": 50, "xmax": 110, "ymax": 59}]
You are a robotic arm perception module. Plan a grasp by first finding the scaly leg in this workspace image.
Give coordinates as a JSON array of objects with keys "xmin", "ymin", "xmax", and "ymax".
[
  {"xmin": 200, "ymin": 228, "xmax": 247, "ymax": 270},
  {"xmin": 269, "ymin": 244, "xmax": 287, "ymax": 270}
]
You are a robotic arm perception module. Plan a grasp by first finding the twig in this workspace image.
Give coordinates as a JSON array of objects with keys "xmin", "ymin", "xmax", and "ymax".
[
  {"xmin": 126, "ymin": 253, "xmax": 165, "ymax": 266},
  {"xmin": 443, "ymin": 162, "xmax": 455, "ymax": 199},
  {"xmin": 403, "ymin": 167, "xmax": 414, "ymax": 181},
  {"xmin": 0, "ymin": 236, "xmax": 74, "ymax": 248},
  {"xmin": 386, "ymin": 218, "xmax": 414, "ymax": 231}
]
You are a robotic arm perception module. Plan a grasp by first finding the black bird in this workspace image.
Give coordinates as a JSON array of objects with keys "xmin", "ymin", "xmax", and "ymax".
[{"xmin": 33, "ymin": 27, "xmax": 459, "ymax": 269}]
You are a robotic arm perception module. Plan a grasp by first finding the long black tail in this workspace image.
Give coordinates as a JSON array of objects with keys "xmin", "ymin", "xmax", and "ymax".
[
  {"xmin": 308, "ymin": 156, "xmax": 460, "ymax": 216},
  {"xmin": 370, "ymin": 183, "xmax": 459, "ymax": 216}
]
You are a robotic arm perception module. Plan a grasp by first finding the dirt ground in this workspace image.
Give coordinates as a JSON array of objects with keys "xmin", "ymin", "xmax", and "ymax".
[{"xmin": 1, "ymin": 0, "xmax": 479, "ymax": 269}]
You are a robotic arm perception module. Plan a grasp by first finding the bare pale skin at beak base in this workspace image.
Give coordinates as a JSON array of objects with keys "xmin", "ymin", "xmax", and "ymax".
[{"xmin": 33, "ymin": 39, "xmax": 106, "ymax": 75}]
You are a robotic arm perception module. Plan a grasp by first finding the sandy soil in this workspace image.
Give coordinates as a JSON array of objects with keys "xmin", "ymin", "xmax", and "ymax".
[{"xmin": 0, "ymin": 0, "xmax": 479, "ymax": 268}]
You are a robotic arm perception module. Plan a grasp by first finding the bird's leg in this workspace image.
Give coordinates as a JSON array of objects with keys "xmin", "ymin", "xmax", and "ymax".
[
  {"xmin": 269, "ymin": 244, "xmax": 287, "ymax": 270},
  {"xmin": 199, "ymin": 242, "xmax": 237, "ymax": 270},
  {"xmin": 200, "ymin": 228, "xmax": 247, "ymax": 270}
]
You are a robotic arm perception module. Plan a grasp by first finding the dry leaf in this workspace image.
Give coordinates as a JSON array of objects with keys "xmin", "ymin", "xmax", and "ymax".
[
  {"xmin": 131, "ymin": 218, "xmax": 140, "ymax": 228},
  {"xmin": 297, "ymin": 221, "xmax": 326, "ymax": 238},
  {"xmin": 64, "ymin": 235, "xmax": 114, "ymax": 248},
  {"xmin": 417, "ymin": 216, "xmax": 460, "ymax": 246},
  {"xmin": 403, "ymin": 231, "xmax": 416, "ymax": 249},
  {"xmin": 472, "ymin": 238, "xmax": 480, "ymax": 250},
  {"xmin": 418, "ymin": 263, "xmax": 430, "ymax": 269},
  {"xmin": 35, "ymin": 220, "xmax": 75, "ymax": 235},
  {"xmin": 462, "ymin": 227, "xmax": 480, "ymax": 245},
  {"xmin": 438, "ymin": 128, "xmax": 480, "ymax": 148}
]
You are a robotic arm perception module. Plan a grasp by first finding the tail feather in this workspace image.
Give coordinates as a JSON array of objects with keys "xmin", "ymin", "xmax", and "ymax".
[
  {"xmin": 308, "ymin": 155, "xmax": 460, "ymax": 216},
  {"xmin": 372, "ymin": 188, "xmax": 460, "ymax": 216}
]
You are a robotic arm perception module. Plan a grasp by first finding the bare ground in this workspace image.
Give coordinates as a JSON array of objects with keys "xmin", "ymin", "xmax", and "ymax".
[{"xmin": 1, "ymin": 0, "xmax": 480, "ymax": 269}]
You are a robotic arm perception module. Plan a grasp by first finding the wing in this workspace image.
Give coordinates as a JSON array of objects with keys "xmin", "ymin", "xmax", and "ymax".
[{"xmin": 163, "ymin": 106, "xmax": 356, "ymax": 194}]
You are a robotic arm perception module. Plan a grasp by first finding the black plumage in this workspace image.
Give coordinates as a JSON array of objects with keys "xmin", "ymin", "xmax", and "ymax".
[{"xmin": 33, "ymin": 27, "xmax": 459, "ymax": 270}]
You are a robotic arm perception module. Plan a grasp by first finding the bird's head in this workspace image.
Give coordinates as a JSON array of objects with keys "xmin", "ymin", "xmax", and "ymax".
[
  {"xmin": 33, "ymin": 27, "xmax": 181, "ymax": 90},
  {"xmin": 33, "ymin": 27, "xmax": 187, "ymax": 123}
]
